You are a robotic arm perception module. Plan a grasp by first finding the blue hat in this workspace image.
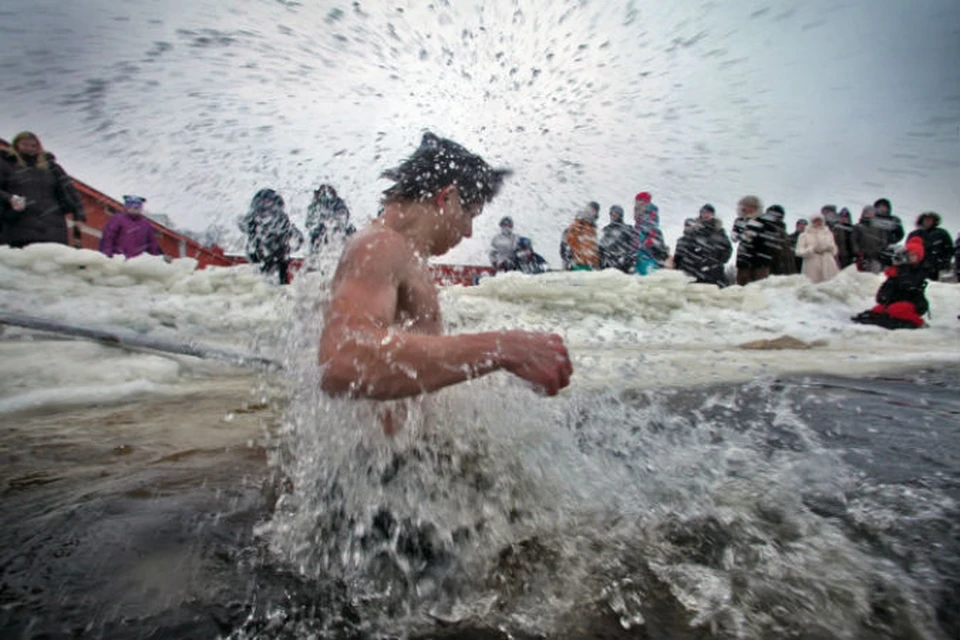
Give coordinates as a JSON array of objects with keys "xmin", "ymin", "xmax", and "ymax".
[
  {"xmin": 123, "ymin": 195, "xmax": 146, "ymax": 208},
  {"xmin": 517, "ymin": 236, "xmax": 532, "ymax": 249}
]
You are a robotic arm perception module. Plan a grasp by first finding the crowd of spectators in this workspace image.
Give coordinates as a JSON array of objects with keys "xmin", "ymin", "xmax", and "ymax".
[
  {"xmin": 490, "ymin": 191, "xmax": 957, "ymax": 285},
  {"xmin": 2, "ymin": 131, "xmax": 957, "ymax": 327},
  {"xmin": 490, "ymin": 191, "xmax": 958, "ymax": 328}
]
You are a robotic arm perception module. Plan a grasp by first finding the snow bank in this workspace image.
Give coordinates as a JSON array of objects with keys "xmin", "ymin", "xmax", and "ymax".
[{"xmin": 1, "ymin": 244, "xmax": 958, "ymax": 412}]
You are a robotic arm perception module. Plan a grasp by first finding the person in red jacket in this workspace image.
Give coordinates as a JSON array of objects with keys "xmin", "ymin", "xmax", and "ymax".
[{"xmin": 852, "ymin": 236, "xmax": 929, "ymax": 329}]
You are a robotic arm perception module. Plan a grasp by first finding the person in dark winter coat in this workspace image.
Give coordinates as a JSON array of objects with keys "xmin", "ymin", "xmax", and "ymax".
[
  {"xmin": 872, "ymin": 198, "xmax": 904, "ymax": 263},
  {"xmin": 821, "ymin": 204, "xmax": 839, "ymax": 229},
  {"xmin": 954, "ymin": 232, "xmax": 960, "ymax": 281},
  {"xmin": 99, "ymin": 195, "xmax": 162, "ymax": 259},
  {"xmin": 0, "ymin": 131, "xmax": 85, "ymax": 248},
  {"xmin": 672, "ymin": 217, "xmax": 698, "ymax": 271},
  {"xmin": 832, "ymin": 208, "xmax": 855, "ymax": 269},
  {"xmin": 765, "ymin": 205, "xmax": 798, "ymax": 276},
  {"xmin": 852, "ymin": 236, "xmax": 929, "ymax": 329},
  {"xmin": 696, "ymin": 204, "xmax": 733, "ymax": 286},
  {"xmin": 788, "ymin": 218, "xmax": 807, "ymax": 273},
  {"xmin": 306, "ymin": 184, "xmax": 354, "ymax": 252},
  {"xmin": 508, "ymin": 236, "xmax": 548, "ymax": 274},
  {"xmin": 732, "ymin": 195, "xmax": 780, "ymax": 285},
  {"xmin": 674, "ymin": 206, "xmax": 733, "ymax": 286},
  {"xmin": 0, "ymin": 139, "xmax": 7, "ymax": 245},
  {"xmin": 852, "ymin": 205, "xmax": 888, "ymax": 274},
  {"xmin": 906, "ymin": 212, "xmax": 953, "ymax": 281},
  {"xmin": 599, "ymin": 204, "xmax": 637, "ymax": 273},
  {"xmin": 239, "ymin": 188, "xmax": 304, "ymax": 285}
]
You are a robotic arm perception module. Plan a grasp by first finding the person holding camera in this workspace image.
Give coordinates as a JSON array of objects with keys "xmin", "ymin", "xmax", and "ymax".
[{"xmin": 852, "ymin": 237, "xmax": 929, "ymax": 330}]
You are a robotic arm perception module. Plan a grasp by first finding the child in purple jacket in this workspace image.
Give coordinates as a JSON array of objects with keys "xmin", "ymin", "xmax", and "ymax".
[{"xmin": 100, "ymin": 195, "xmax": 162, "ymax": 259}]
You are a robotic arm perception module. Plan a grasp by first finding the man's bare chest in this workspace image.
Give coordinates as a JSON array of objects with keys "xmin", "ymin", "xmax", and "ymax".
[{"xmin": 396, "ymin": 267, "xmax": 442, "ymax": 333}]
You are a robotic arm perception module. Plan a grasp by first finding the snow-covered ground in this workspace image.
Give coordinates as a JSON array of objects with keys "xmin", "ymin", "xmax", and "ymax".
[{"xmin": 1, "ymin": 244, "xmax": 958, "ymax": 414}]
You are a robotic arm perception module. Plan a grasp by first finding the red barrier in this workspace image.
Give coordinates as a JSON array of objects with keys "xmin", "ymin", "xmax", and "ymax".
[
  {"xmin": 429, "ymin": 264, "xmax": 495, "ymax": 286},
  {"xmin": 69, "ymin": 179, "xmax": 237, "ymax": 269}
]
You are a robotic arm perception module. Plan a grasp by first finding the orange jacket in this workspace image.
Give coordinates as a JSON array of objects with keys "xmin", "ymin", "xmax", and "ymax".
[{"xmin": 564, "ymin": 219, "xmax": 599, "ymax": 268}]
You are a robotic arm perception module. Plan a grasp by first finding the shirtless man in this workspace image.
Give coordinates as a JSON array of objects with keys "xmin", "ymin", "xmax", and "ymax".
[{"xmin": 319, "ymin": 133, "xmax": 572, "ymax": 406}]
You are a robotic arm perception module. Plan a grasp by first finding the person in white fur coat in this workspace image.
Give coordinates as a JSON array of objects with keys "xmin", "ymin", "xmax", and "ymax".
[{"xmin": 795, "ymin": 213, "xmax": 840, "ymax": 283}]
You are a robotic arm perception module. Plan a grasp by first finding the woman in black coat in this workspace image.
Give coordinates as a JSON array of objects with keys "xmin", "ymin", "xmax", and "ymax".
[{"xmin": 0, "ymin": 132, "xmax": 85, "ymax": 247}]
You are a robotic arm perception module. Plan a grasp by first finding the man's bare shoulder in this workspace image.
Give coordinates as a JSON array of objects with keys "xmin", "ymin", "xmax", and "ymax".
[{"xmin": 336, "ymin": 225, "xmax": 414, "ymax": 278}]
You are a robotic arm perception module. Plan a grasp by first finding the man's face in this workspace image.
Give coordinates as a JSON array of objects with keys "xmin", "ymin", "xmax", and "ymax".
[
  {"xmin": 634, "ymin": 201, "xmax": 647, "ymax": 219},
  {"xmin": 15, "ymin": 137, "xmax": 39, "ymax": 156},
  {"xmin": 876, "ymin": 204, "xmax": 890, "ymax": 216},
  {"xmin": 432, "ymin": 187, "xmax": 479, "ymax": 255},
  {"xmin": 797, "ymin": 221, "xmax": 808, "ymax": 232},
  {"xmin": 922, "ymin": 216, "xmax": 935, "ymax": 229},
  {"xmin": 700, "ymin": 209, "xmax": 714, "ymax": 222},
  {"xmin": 500, "ymin": 222, "xmax": 513, "ymax": 235}
]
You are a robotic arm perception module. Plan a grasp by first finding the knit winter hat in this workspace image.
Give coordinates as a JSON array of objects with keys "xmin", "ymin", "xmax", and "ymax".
[
  {"xmin": 905, "ymin": 236, "xmax": 925, "ymax": 261},
  {"xmin": 123, "ymin": 195, "xmax": 147, "ymax": 209},
  {"xmin": 635, "ymin": 191, "xmax": 652, "ymax": 203}
]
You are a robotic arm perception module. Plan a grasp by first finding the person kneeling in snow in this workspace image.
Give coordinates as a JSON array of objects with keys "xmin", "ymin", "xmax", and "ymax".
[{"xmin": 852, "ymin": 237, "xmax": 929, "ymax": 330}]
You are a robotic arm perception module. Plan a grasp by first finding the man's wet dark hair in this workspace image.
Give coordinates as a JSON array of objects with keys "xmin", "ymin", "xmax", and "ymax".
[
  {"xmin": 380, "ymin": 132, "xmax": 511, "ymax": 207},
  {"xmin": 874, "ymin": 198, "xmax": 891, "ymax": 210}
]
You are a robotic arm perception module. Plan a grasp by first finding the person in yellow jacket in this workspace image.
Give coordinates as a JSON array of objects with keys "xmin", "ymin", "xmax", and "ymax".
[{"xmin": 562, "ymin": 201, "xmax": 600, "ymax": 270}]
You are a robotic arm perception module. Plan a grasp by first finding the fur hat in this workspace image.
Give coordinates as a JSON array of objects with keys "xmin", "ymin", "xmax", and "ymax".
[
  {"xmin": 915, "ymin": 212, "xmax": 941, "ymax": 227},
  {"xmin": 737, "ymin": 195, "xmax": 763, "ymax": 216}
]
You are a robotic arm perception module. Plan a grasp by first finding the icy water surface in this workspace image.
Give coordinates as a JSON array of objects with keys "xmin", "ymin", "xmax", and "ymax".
[{"xmin": 1, "ymin": 365, "xmax": 957, "ymax": 640}]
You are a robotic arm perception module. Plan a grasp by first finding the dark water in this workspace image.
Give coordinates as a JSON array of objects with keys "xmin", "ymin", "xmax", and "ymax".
[{"xmin": 1, "ymin": 367, "xmax": 958, "ymax": 640}]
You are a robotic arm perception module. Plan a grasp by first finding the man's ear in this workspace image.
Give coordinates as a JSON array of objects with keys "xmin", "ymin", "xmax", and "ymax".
[{"xmin": 436, "ymin": 185, "xmax": 458, "ymax": 209}]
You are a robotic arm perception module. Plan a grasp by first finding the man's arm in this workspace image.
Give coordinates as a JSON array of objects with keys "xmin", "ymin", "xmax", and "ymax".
[{"xmin": 319, "ymin": 232, "xmax": 571, "ymax": 400}]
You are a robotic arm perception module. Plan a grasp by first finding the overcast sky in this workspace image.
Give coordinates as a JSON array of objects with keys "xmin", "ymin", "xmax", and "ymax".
[{"xmin": 2, "ymin": 0, "xmax": 957, "ymax": 263}]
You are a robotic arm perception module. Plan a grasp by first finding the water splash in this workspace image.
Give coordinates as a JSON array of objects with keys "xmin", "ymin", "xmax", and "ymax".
[{"xmin": 255, "ymin": 343, "xmax": 949, "ymax": 638}]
